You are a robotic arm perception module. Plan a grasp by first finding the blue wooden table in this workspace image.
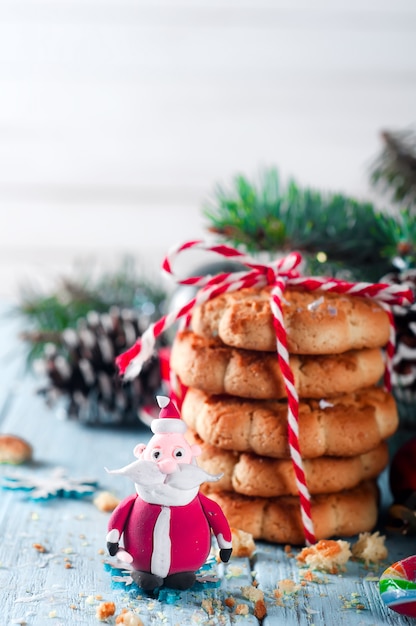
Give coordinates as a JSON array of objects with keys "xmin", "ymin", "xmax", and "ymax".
[{"xmin": 0, "ymin": 305, "xmax": 415, "ymax": 625}]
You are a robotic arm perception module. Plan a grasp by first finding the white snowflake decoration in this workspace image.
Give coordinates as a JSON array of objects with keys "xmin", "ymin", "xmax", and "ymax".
[{"xmin": 2, "ymin": 467, "xmax": 98, "ymax": 501}]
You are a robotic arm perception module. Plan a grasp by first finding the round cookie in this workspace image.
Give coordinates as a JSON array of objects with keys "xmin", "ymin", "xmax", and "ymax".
[
  {"xmin": 182, "ymin": 387, "xmax": 398, "ymax": 459},
  {"xmin": 191, "ymin": 435, "xmax": 388, "ymax": 497},
  {"xmin": 171, "ymin": 331, "xmax": 385, "ymax": 400},
  {"xmin": 0, "ymin": 434, "xmax": 32, "ymax": 464},
  {"xmin": 207, "ymin": 481, "xmax": 379, "ymax": 545},
  {"xmin": 191, "ymin": 286, "xmax": 391, "ymax": 354}
]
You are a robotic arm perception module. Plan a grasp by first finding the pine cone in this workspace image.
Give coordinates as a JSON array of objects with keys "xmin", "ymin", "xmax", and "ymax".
[
  {"xmin": 39, "ymin": 307, "xmax": 166, "ymax": 426},
  {"xmin": 382, "ymin": 269, "xmax": 416, "ymax": 420}
]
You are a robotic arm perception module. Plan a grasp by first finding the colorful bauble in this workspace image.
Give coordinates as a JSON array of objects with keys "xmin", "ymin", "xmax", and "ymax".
[{"xmin": 379, "ymin": 554, "xmax": 416, "ymax": 617}]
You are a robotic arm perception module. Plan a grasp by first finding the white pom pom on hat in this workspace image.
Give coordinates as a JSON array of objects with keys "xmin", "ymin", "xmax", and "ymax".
[{"xmin": 151, "ymin": 395, "xmax": 187, "ymax": 434}]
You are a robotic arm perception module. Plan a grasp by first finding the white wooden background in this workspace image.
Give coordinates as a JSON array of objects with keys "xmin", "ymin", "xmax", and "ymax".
[{"xmin": 1, "ymin": 0, "xmax": 416, "ymax": 300}]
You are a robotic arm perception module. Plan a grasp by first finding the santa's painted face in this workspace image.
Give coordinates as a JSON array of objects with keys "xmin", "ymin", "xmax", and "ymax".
[
  {"xmin": 137, "ymin": 432, "xmax": 201, "ymax": 476},
  {"xmin": 106, "ymin": 432, "xmax": 221, "ymax": 506}
]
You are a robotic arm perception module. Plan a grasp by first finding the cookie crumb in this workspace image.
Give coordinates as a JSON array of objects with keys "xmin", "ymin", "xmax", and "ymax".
[
  {"xmin": 254, "ymin": 598, "xmax": 267, "ymax": 619},
  {"xmin": 241, "ymin": 585, "xmax": 264, "ymax": 603},
  {"xmin": 241, "ymin": 585, "xmax": 267, "ymax": 617},
  {"xmin": 201, "ymin": 599, "xmax": 213, "ymax": 615},
  {"xmin": 32, "ymin": 543, "xmax": 47, "ymax": 553},
  {"xmin": 351, "ymin": 531, "xmax": 387, "ymax": 565},
  {"xmin": 224, "ymin": 597, "xmax": 235, "ymax": 609},
  {"xmin": 115, "ymin": 609, "xmax": 144, "ymax": 625},
  {"xmin": 235, "ymin": 604, "xmax": 249, "ymax": 615},
  {"xmin": 340, "ymin": 592, "xmax": 367, "ymax": 612},
  {"xmin": 231, "ymin": 527, "xmax": 256, "ymax": 557},
  {"xmin": 299, "ymin": 569, "xmax": 329, "ymax": 585},
  {"xmin": 276, "ymin": 579, "xmax": 301, "ymax": 594},
  {"xmin": 96, "ymin": 601, "xmax": 116, "ymax": 621},
  {"xmin": 284, "ymin": 544, "xmax": 294, "ymax": 557},
  {"xmin": 297, "ymin": 539, "xmax": 352, "ymax": 574},
  {"xmin": 94, "ymin": 491, "xmax": 120, "ymax": 513}
]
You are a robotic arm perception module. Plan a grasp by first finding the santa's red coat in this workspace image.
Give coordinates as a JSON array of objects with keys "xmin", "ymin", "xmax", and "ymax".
[{"xmin": 108, "ymin": 491, "xmax": 232, "ymax": 576}]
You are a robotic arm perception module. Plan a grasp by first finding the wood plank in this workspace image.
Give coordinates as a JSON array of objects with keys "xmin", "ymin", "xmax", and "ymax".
[
  {"xmin": 256, "ymin": 536, "xmax": 413, "ymax": 625},
  {"xmin": 0, "ymin": 303, "xmax": 28, "ymax": 421},
  {"xmin": 0, "ymin": 309, "xmax": 415, "ymax": 624},
  {"xmin": 0, "ymin": 376, "xmax": 261, "ymax": 624}
]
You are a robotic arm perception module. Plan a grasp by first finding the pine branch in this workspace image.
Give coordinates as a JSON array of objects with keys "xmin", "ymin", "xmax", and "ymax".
[
  {"xmin": 17, "ymin": 257, "xmax": 168, "ymax": 361},
  {"xmin": 204, "ymin": 168, "xmax": 415, "ymax": 281},
  {"xmin": 370, "ymin": 128, "xmax": 416, "ymax": 209}
]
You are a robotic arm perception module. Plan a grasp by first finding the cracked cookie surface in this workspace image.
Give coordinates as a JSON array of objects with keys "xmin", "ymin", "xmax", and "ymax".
[
  {"xmin": 191, "ymin": 286, "xmax": 390, "ymax": 354},
  {"xmin": 171, "ymin": 331, "xmax": 385, "ymax": 399}
]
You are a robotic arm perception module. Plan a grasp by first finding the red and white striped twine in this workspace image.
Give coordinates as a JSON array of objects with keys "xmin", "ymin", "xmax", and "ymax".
[{"xmin": 116, "ymin": 239, "xmax": 413, "ymax": 545}]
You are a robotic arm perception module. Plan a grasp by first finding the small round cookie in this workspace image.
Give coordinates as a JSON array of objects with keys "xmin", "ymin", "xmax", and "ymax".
[
  {"xmin": 182, "ymin": 387, "xmax": 398, "ymax": 458},
  {"xmin": 0, "ymin": 434, "xmax": 33, "ymax": 464},
  {"xmin": 192, "ymin": 435, "xmax": 388, "ymax": 497},
  {"xmin": 207, "ymin": 481, "xmax": 379, "ymax": 545},
  {"xmin": 191, "ymin": 286, "xmax": 391, "ymax": 354},
  {"xmin": 171, "ymin": 331, "xmax": 385, "ymax": 400}
]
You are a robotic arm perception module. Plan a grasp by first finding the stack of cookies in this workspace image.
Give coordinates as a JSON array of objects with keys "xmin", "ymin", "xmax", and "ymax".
[{"xmin": 170, "ymin": 286, "xmax": 399, "ymax": 545}]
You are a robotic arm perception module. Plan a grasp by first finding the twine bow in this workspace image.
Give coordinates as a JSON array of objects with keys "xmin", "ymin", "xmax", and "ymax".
[{"xmin": 116, "ymin": 239, "xmax": 413, "ymax": 545}]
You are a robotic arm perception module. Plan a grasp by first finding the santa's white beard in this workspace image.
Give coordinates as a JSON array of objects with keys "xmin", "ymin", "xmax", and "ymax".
[{"xmin": 106, "ymin": 459, "xmax": 222, "ymax": 507}]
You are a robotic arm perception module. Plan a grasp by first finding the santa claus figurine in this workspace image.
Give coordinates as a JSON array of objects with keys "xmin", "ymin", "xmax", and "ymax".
[{"xmin": 106, "ymin": 395, "xmax": 233, "ymax": 591}]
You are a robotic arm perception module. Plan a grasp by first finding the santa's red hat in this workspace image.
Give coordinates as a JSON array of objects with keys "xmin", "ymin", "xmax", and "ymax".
[{"xmin": 151, "ymin": 396, "xmax": 187, "ymax": 434}]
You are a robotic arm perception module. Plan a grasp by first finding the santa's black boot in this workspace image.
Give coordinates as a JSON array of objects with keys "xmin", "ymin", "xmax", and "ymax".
[
  {"xmin": 163, "ymin": 571, "xmax": 196, "ymax": 590},
  {"xmin": 131, "ymin": 570, "xmax": 163, "ymax": 591}
]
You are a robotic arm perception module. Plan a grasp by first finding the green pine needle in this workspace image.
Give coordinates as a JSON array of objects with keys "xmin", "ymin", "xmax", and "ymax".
[
  {"xmin": 204, "ymin": 168, "xmax": 415, "ymax": 281},
  {"xmin": 17, "ymin": 257, "xmax": 167, "ymax": 361},
  {"xmin": 370, "ymin": 129, "xmax": 416, "ymax": 209}
]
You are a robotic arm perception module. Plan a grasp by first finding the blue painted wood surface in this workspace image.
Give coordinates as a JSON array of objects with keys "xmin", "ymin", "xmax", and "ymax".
[{"xmin": 0, "ymin": 306, "xmax": 415, "ymax": 625}]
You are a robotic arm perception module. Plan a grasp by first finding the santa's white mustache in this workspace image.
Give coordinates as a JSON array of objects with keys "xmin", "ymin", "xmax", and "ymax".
[{"xmin": 105, "ymin": 458, "xmax": 222, "ymax": 489}]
